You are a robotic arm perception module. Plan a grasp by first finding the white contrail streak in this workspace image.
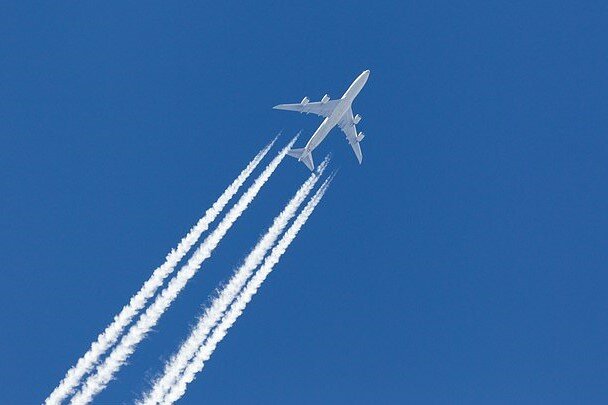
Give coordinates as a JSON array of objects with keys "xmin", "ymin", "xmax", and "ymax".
[
  {"xmin": 44, "ymin": 140, "xmax": 275, "ymax": 405},
  {"xmin": 141, "ymin": 158, "xmax": 329, "ymax": 405},
  {"xmin": 70, "ymin": 138, "xmax": 297, "ymax": 405},
  {"xmin": 164, "ymin": 175, "xmax": 333, "ymax": 404}
]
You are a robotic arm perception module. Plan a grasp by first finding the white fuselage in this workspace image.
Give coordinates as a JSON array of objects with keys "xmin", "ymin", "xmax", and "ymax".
[{"xmin": 303, "ymin": 70, "xmax": 370, "ymax": 154}]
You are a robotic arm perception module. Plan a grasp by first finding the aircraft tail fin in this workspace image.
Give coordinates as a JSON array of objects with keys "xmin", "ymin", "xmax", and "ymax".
[{"xmin": 287, "ymin": 148, "xmax": 314, "ymax": 171}]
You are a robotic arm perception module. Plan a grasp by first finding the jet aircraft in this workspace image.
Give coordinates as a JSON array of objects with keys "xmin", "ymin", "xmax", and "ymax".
[{"xmin": 273, "ymin": 70, "xmax": 370, "ymax": 170}]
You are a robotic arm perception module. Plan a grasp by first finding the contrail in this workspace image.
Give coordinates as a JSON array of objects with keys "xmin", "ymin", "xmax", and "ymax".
[
  {"xmin": 140, "ymin": 157, "xmax": 330, "ymax": 405},
  {"xmin": 44, "ymin": 140, "xmax": 275, "ymax": 405},
  {"xmin": 70, "ymin": 138, "xmax": 297, "ymax": 404},
  {"xmin": 164, "ymin": 175, "xmax": 333, "ymax": 404}
]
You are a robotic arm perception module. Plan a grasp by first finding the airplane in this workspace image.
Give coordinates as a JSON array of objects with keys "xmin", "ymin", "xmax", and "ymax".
[{"xmin": 273, "ymin": 70, "xmax": 370, "ymax": 170}]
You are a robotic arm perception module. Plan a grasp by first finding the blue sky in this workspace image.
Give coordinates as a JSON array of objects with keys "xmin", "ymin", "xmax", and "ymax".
[{"xmin": 1, "ymin": 2, "xmax": 607, "ymax": 403}]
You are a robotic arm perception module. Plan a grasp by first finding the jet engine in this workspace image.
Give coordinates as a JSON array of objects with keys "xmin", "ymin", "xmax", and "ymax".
[
  {"xmin": 321, "ymin": 94, "xmax": 330, "ymax": 104},
  {"xmin": 356, "ymin": 132, "xmax": 365, "ymax": 142},
  {"xmin": 301, "ymin": 97, "xmax": 310, "ymax": 106},
  {"xmin": 353, "ymin": 114, "xmax": 362, "ymax": 124}
]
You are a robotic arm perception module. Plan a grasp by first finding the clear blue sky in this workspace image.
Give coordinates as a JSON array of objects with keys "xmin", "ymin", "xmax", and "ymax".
[{"xmin": 1, "ymin": 2, "xmax": 607, "ymax": 403}]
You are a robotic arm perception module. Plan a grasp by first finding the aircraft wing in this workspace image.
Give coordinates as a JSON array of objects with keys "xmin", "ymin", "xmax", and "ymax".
[
  {"xmin": 273, "ymin": 99, "xmax": 340, "ymax": 118},
  {"xmin": 338, "ymin": 108, "xmax": 363, "ymax": 164}
]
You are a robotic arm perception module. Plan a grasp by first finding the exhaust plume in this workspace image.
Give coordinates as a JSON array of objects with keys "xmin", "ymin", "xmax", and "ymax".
[
  {"xmin": 44, "ymin": 140, "xmax": 275, "ymax": 405},
  {"xmin": 141, "ymin": 158, "xmax": 329, "ymax": 404},
  {"xmin": 164, "ymin": 175, "xmax": 333, "ymax": 404},
  {"xmin": 70, "ymin": 138, "xmax": 296, "ymax": 404}
]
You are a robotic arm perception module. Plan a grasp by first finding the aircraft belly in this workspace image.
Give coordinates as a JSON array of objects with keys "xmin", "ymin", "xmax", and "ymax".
[
  {"xmin": 306, "ymin": 120, "xmax": 333, "ymax": 151},
  {"xmin": 305, "ymin": 106, "xmax": 349, "ymax": 151},
  {"xmin": 331, "ymin": 102, "xmax": 349, "ymax": 121}
]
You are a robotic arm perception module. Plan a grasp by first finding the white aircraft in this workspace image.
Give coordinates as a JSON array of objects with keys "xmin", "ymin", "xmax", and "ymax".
[{"xmin": 273, "ymin": 70, "xmax": 370, "ymax": 170}]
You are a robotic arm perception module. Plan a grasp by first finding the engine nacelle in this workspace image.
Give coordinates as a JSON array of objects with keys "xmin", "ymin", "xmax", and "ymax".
[
  {"xmin": 301, "ymin": 97, "xmax": 310, "ymax": 106},
  {"xmin": 353, "ymin": 114, "xmax": 362, "ymax": 124},
  {"xmin": 356, "ymin": 132, "xmax": 365, "ymax": 142},
  {"xmin": 321, "ymin": 94, "xmax": 330, "ymax": 104}
]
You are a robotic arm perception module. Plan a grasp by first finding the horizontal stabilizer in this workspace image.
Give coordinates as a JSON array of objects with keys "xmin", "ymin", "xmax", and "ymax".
[{"xmin": 287, "ymin": 148, "xmax": 315, "ymax": 171}]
